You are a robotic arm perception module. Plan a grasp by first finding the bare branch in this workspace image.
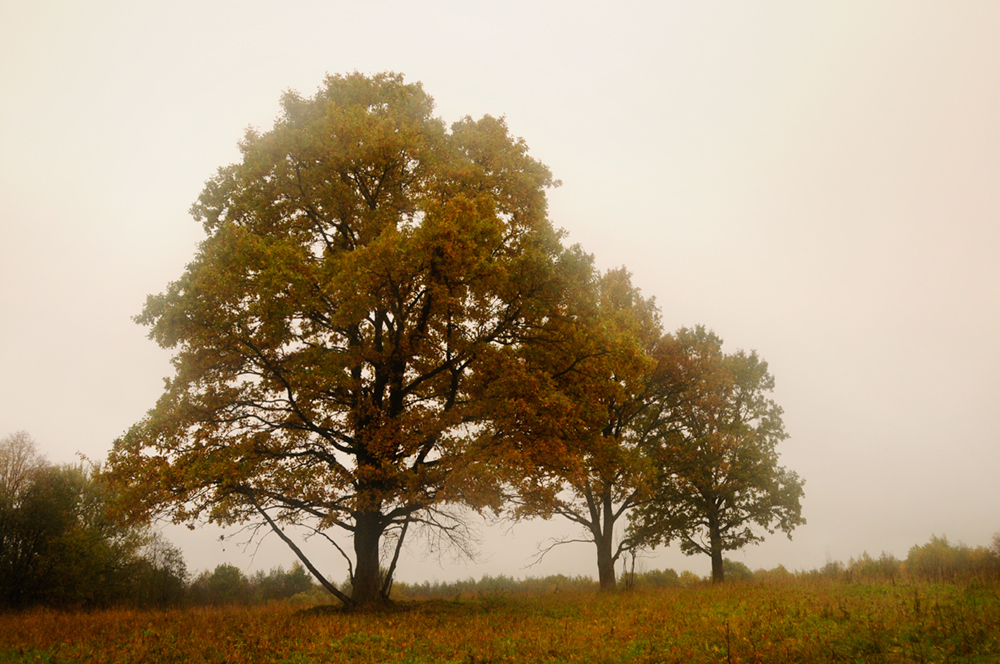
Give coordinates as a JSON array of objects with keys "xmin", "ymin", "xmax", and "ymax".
[
  {"xmin": 381, "ymin": 517, "xmax": 410, "ymax": 597},
  {"xmin": 246, "ymin": 495, "xmax": 352, "ymax": 606},
  {"xmin": 525, "ymin": 535, "xmax": 595, "ymax": 568}
]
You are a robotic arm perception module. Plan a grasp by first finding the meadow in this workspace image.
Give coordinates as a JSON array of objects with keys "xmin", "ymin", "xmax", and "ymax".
[{"xmin": 2, "ymin": 577, "xmax": 999, "ymax": 663}]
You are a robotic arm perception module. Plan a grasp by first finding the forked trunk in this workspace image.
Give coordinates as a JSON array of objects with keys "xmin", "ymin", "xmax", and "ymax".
[{"xmin": 352, "ymin": 511, "xmax": 387, "ymax": 607}]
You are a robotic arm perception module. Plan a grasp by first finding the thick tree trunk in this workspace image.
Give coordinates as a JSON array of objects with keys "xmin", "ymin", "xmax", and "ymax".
[
  {"xmin": 709, "ymin": 518, "xmax": 724, "ymax": 584},
  {"xmin": 594, "ymin": 482, "xmax": 618, "ymax": 591},
  {"xmin": 596, "ymin": 534, "xmax": 617, "ymax": 591},
  {"xmin": 352, "ymin": 511, "xmax": 386, "ymax": 607}
]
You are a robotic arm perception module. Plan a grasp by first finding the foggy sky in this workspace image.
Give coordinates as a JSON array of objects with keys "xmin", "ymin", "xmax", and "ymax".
[{"xmin": 2, "ymin": 1, "xmax": 998, "ymax": 583}]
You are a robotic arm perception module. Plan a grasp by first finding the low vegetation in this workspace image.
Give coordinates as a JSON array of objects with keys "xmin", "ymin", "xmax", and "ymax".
[
  {"xmin": 2, "ymin": 573, "xmax": 999, "ymax": 663},
  {"xmin": 1, "ymin": 535, "xmax": 998, "ymax": 662}
]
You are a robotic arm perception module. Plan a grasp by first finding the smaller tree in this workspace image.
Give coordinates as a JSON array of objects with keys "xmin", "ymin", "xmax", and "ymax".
[
  {"xmin": 0, "ymin": 431, "xmax": 45, "ymax": 606},
  {"xmin": 0, "ymin": 432, "xmax": 42, "ymax": 502},
  {"xmin": 501, "ymin": 265, "xmax": 675, "ymax": 590},
  {"xmin": 129, "ymin": 533, "xmax": 188, "ymax": 607},
  {"xmin": 630, "ymin": 327, "xmax": 804, "ymax": 583},
  {"xmin": 189, "ymin": 564, "xmax": 251, "ymax": 606},
  {"xmin": 251, "ymin": 563, "xmax": 315, "ymax": 603}
]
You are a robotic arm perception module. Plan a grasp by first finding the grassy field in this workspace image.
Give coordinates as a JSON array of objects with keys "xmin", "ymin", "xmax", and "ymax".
[{"xmin": 1, "ymin": 579, "xmax": 999, "ymax": 663}]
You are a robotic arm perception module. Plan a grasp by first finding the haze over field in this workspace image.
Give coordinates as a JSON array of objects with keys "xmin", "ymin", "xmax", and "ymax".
[{"xmin": 2, "ymin": 2, "xmax": 998, "ymax": 582}]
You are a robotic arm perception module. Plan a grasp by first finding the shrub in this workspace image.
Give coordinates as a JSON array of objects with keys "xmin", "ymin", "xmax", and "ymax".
[
  {"xmin": 722, "ymin": 559, "xmax": 754, "ymax": 582},
  {"xmin": 678, "ymin": 570, "xmax": 703, "ymax": 588},
  {"xmin": 639, "ymin": 568, "xmax": 681, "ymax": 588},
  {"xmin": 754, "ymin": 565, "xmax": 794, "ymax": 584},
  {"xmin": 817, "ymin": 561, "xmax": 845, "ymax": 580},
  {"xmin": 848, "ymin": 551, "xmax": 901, "ymax": 582}
]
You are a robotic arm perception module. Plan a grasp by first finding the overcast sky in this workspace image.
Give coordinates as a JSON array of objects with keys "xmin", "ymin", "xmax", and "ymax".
[{"xmin": 2, "ymin": 2, "xmax": 998, "ymax": 583}]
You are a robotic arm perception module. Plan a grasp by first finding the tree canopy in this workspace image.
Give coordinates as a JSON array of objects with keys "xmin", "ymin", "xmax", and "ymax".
[
  {"xmin": 629, "ymin": 327, "xmax": 805, "ymax": 582},
  {"xmin": 106, "ymin": 72, "xmax": 573, "ymax": 608},
  {"xmin": 106, "ymin": 72, "xmax": 805, "ymax": 602},
  {"xmin": 507, "ymin": 266, "xmax": 675, "ymax": 590}
]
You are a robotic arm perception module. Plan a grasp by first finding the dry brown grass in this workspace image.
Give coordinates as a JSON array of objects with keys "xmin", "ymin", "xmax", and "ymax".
[{"xmin": 1, "ymin": 579, "xmax": 999, "ymax": 663}]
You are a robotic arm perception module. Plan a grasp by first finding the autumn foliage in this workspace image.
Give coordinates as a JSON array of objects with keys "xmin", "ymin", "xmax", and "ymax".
[{"xmin": 103, "ymin": 71, "xmax": 804, "ymax": 607}]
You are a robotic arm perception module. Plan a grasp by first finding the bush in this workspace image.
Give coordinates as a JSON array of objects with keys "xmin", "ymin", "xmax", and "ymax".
[
  {"xmin": 678, "ymin": 570, "xmax": 703, "ymax": 588},
  {"xmin": 848, "ymin": 551, "xmax": 901, "ymax": 582},
  {"xmin": 818, "ymin": 561, "xmax": 845, "ymax": 580},
  {"xmin": 722, "ymin": 559, "xmax": 754, "ymax": 582},
  {"xmin": 754, "ymin": 565, "xmax": 794, "ymax": 584},
  {"xmin": 391, "ymin": 574, "xmax": 598, "ymax": 600},
  {"xmin": 188, "ymin": 563, "xmax": 319, "ymax": 606},
  {"xmin": 639, "ymin": 568, "xmax": 681, "ymax": 588},
  {"xmin": 188, "ymin": 564, "xmax": 250, "ymax": 606},
  {"xmin": 905, "ymin": 535, "xmax": 999, "ymax": 582},
  {"xmin": 251, "ymin": 563, "xmax": 314, "ymax": 603},
  {"xmin": 288, "ymin": 585, "xmax": 336, "ymax": 607}
]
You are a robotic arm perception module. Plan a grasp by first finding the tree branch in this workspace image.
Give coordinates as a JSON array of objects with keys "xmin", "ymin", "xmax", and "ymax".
[
  {"xmin": 246, "ymin": 494, "xmax": 353, "ymax": 606},
  {"xmin": 526, "ymin": 535, "xmax": 596, "ymax": 568}
]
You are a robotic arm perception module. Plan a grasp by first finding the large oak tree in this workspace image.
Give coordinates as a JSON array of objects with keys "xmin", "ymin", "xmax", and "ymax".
[{"xmin": 107, "ymin": 73, "xmax": 569, "ymax": 607}]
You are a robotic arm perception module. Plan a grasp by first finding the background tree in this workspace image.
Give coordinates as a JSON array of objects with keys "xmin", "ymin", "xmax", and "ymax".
[
  {"xmin": 0, "ymin": 431, "xmax": 43, "ymax": 605},
  {"xmin": 128, "ymin": 532, "xmax": 189, "ymax": 607},
  {"xmin": 904, "ymin": 534, "xmax": 999, "ymax": 582},
  {"xmin": 106, "ymin": 72, "xmax": 569, "ymax": 608},
  {"xmin": 0, "ymin": 432, "xmax": 41, "ymax": 504},
  {"xmin": 722, "ymin": 558, "xmax": 754, "ymax": 582},
  {"xmin": 502, "ymin": 266, "xmax": 674, "ymax": 590},
  {"xmin": 0, "ymin": 432, "xmax": 183, "ymax": 609},
  {"xmin": 188, "ymin": 563, "xmax": 251, "ymax": 606},
  {"xmin": 630, "ymin": 327, "xmax": 805, "ymax": 583},
  {"xmin": 250, "ymin": 562, "xmax": 314, "ymax": 603},
  {"xmin": 16, "ymin": 464, "xmax": 124, "ymax": 607},
  {"xmin": 183, "ymin": 562, "xmax": 318, "ymax": 606}
]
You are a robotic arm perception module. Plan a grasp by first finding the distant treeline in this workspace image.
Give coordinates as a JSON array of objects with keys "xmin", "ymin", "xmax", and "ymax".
[
  {"xmin": 814, "ymin": 534, "xmax": 1000, "ymax": 584},
  {"xmin": 386, "ymin": 536, "xmax": 1000, "ymax": 602}
]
